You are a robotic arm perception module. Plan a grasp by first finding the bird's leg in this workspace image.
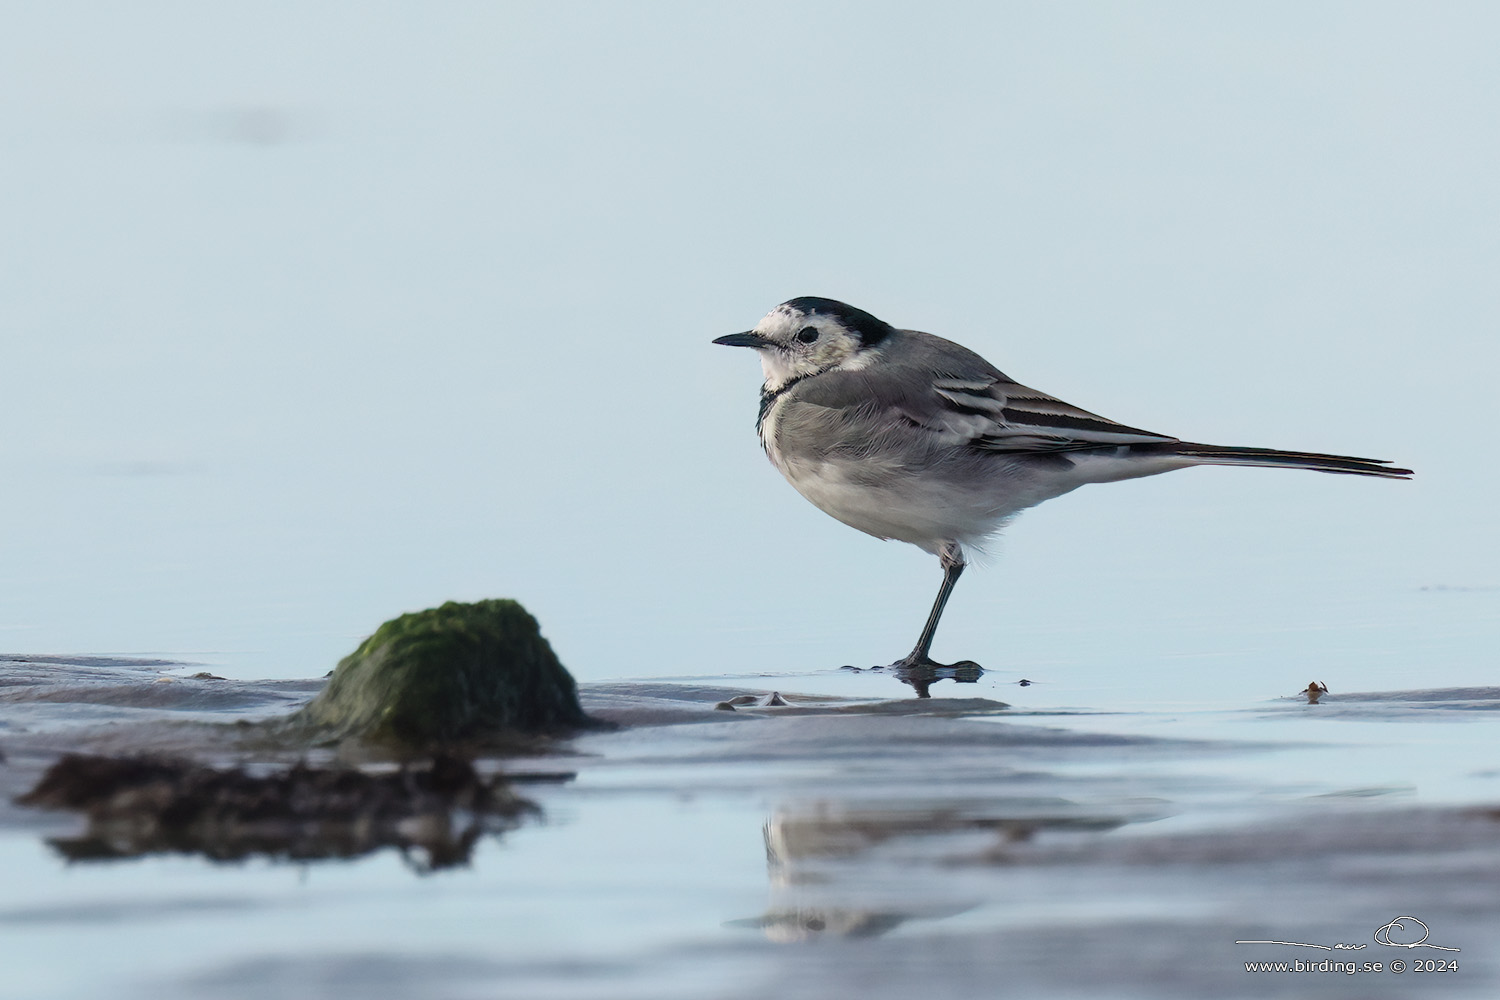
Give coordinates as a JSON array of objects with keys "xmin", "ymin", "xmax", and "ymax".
[
  {"xmin": 886, "ymin": 542, "xmax": 983, "ymax": 698},
  {"xmin": 910, "ymin": 543, "xmax": 965, "ymax": 663}
]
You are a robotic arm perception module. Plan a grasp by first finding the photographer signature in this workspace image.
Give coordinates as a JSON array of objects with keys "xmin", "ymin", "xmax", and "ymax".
[{"xmin": 1237, "ymin": 916, "xmax": 1459, "ymax": 952}]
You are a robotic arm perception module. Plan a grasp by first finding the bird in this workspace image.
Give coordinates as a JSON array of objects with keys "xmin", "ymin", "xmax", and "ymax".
[{"xmin": 713, "ymin": 296, "xmax": 1413, "ymax": 698}]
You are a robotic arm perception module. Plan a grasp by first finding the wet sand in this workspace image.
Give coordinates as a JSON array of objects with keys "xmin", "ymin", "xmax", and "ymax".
[{"xmin": 2, "ymin": 656, "xmax": 1498, "ymax": 998}]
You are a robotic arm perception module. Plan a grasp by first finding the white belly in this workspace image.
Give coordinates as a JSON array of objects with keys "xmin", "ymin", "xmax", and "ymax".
[{"xmin": 771, "ymin": 451, "xmax": 1071, "ymax": 555}]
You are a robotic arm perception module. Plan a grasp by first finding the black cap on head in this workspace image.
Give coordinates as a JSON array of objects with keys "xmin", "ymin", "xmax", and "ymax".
[{"xmin": 782, "ymin": 296, "xmax": 894, "ymax": 348}]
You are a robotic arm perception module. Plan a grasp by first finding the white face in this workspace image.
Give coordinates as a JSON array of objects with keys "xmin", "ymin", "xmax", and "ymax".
[{"xmin": 749, "ymin": 303, "xmax": 866, "ymax": 390}]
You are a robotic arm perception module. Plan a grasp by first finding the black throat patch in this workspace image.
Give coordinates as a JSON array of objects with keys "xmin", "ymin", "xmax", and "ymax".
[{"xmin": 756, "ymin": 371, "xmax": 816, "ymax": 441}]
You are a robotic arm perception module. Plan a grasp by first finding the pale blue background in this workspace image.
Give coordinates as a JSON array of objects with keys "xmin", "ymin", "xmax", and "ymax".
[{"xmin": 2, "ymin": 2, "xmax": 1495, "ymax": 697}]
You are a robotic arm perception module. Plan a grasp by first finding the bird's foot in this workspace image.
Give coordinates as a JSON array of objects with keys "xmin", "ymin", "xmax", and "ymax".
[{"xmin": 883, "ymin": 656, "xmax": 984, "ymax": 699}]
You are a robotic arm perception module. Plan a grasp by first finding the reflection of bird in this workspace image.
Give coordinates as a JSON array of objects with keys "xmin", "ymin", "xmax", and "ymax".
[
  {"xmin": 716, "ymin": 297, "xmax": 1413, "ymax": 696},
  {"xmin": 731, "ymin": 808, "xmax": 979, "ymax": 942}
]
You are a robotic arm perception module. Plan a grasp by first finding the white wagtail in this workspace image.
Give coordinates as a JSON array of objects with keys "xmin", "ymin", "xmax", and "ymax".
[{"xmin": 714, "ymin": 296, "xmax": 1413, "ymax": 697}]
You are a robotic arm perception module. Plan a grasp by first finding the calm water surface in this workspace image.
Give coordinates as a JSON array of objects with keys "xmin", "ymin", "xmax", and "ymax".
[{"xmin": 3, "ymin": 643, "xmax": 1498, "ymax": 1000}]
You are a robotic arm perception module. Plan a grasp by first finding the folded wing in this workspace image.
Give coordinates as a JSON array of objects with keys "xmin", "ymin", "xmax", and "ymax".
[{"xmin": 922, "ymin": 375, "xmax": 1177, "ymax": 453}]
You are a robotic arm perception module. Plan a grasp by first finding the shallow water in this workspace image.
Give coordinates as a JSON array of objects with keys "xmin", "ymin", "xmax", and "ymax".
[{"xmin": 3, "ymin": 658, "xmax": 1498, "ymax": 999}]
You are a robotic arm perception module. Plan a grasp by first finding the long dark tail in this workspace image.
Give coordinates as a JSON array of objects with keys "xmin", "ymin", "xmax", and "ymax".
[{"xmin": 1161, "ymin": 442, "xmax": 1413, "ymax": 479}]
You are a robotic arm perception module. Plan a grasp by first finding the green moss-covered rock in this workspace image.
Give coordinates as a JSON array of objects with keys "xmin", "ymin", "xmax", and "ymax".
[{"xmin": 296, "ymin": 599, "xmax": 593, "ymax": 747}]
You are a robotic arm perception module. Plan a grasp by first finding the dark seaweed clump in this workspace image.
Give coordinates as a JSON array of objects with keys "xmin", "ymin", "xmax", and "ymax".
[{"xmin": 18, "ymin": 753, "xmax": 547, "ymax": 871}]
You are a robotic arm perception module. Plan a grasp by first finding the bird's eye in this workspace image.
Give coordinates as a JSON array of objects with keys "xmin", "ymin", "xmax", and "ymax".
[{"xmin": 796, "ymin": 327, "xmax": 820, "ymax": 344}]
